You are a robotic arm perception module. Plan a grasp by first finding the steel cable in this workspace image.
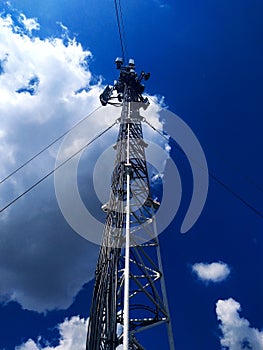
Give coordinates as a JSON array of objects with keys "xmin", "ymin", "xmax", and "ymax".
[
  {"xmin": 0, "ymin": 105, "xmax": 102, "ymax": 185},
  {"xmin": 144, "ymin": 118, "xmax": 263, "ymax": 219},
  {"xmin": 0, "ymin": 120, "xmax": 117, "ymax": 214},
  {"xmin": 114, "ymin": 0, "xmax": 127, "ymax": 63}
]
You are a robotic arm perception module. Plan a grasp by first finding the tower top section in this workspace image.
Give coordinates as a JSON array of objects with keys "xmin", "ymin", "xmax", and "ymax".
[{"xmin": 100, "ymin": 57, "xmax": 150, "ymax": 106}]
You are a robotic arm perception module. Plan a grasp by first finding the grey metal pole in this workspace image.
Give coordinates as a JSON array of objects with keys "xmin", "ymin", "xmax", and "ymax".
[{"xmin": 123, "ymin": 103, "xmax": 131, "ymax": 350}]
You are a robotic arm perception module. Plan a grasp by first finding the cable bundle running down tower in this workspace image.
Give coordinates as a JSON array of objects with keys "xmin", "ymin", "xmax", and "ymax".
[{"xmin": 86, "ymin": 58, "xmax": 175, "ymax": 350}]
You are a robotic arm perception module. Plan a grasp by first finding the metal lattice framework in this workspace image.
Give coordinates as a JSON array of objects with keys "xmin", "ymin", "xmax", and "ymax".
[{"xmin": 86, "ymin": 59, "xmax": 174, "ymax": 350}]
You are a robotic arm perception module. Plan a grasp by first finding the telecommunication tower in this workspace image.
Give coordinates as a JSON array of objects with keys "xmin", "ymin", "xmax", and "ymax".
[{"xmin": 86, "ymin": 58, "xmax": 175, "ymax": 350}]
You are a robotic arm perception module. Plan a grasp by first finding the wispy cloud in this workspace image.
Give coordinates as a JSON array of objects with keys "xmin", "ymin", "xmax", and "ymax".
[
  {"xmin": 216, "ymin": 298, "xmax": 263, "ymax": 350},
  {"xmin": 19, "ymin": 13, "xmax": 40, "ymax": 35},
  {"xmin": 153, "ymin": 0, "xmax": 169, "ymax": 9},
  {"xmin": 192, "ymin": 261, "xmax": 230, "ymax": 283}
]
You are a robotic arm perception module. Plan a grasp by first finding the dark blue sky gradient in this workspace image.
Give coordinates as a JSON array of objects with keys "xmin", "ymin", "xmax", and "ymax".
[{"xmin": 1, "ymin": 0, "xmax": 263, "ymax": 349}]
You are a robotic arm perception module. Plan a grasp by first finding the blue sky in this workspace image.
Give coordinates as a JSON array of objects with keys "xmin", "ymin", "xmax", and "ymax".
[{"xmin": 0, "ymin": 0, "xmax": 262, "ymax": 349}]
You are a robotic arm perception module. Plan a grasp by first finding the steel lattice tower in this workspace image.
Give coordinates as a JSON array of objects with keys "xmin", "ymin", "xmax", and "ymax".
[{"xmin": 86, "ymin": 58, "xmax": 175, "ymax": 350}]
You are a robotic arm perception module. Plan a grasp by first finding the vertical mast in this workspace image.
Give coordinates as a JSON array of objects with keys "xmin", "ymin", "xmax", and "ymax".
[
  {"xmin": 86, "ymin": 58, "xmax": 175, "ymax": 350},
  {"xmin": 123, "ymin": 104, "xmax": 131, "ymax": 349}
]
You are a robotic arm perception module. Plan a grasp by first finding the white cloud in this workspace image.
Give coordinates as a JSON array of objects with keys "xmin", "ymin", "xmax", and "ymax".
[
  {"xmin": 192, "ymin": 261, "xmax": 230, "ymax": 283},
  {"xmin": 16, "ymin": 316, "xmax": 88, "ymax": 350},
  {"xmin": 216, "ymin": 298, "xmax": 263, "ymax": 350},
  {"xmin": 0, "ymin": 13, "xmax": 97, "ymax": 123},
  {"xmin": 16, "ymin": 317, "xmax": 125, "ymax": 350},
  {"xmin": 19, "ymin": 13, "xmax": 40, "ymax": 34},
  {"xmin": 0, "ymin": 10, "xmax": 103, "ymax": 312}
]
